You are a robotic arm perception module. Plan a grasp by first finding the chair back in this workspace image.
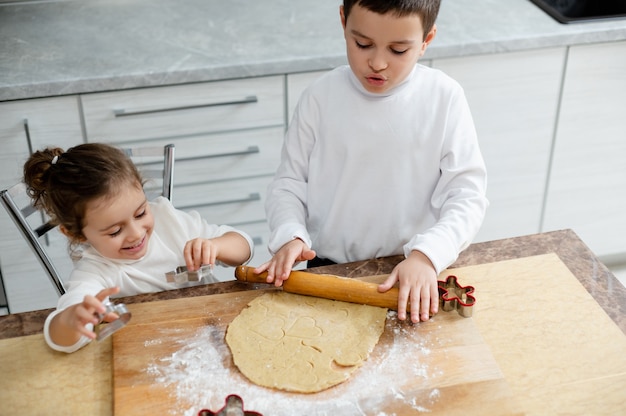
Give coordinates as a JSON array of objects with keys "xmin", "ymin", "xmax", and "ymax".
[
  {"xmin": 0, "ymin": 183, "xmax": 65, "ymax": 296},
  {"xmin": 0, "ymin": 144, "xmax": 175, "ymax": 298},
  {"xmin": 123, "ymin": 144, "xmax": 175, "ymax": 201}
]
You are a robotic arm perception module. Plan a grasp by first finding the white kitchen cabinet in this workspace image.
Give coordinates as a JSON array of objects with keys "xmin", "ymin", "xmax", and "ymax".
[
  {"xmin": 80, "ymin": 76, "xmax": 286, "ymax": 279},
  {"xmin": 0, "ymin": 97, "xmax": 84, "ymax": 313},
  {"xmin": 432, "ymin": 48, "xmax": 566, "ymax": 243},
  {"xmin": 542, "ymin": 41, "xmax": 626, "ymax": 260},
  {"xmin": 80, "ymin": 77, "xmax": 284, "ymax": 141}
]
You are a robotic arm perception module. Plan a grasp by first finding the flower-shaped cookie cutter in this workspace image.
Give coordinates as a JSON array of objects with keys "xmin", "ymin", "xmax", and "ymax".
[
  {"xmin": 198, "ymin": 394, "xmax": 262, "ymax": 416},
  {"xmin": 438, "ymin": 275, "xmax": 475, "ymax": 318},
  {"xmin": 96, "ymin": 299, "xmax": 132, "ymax": 341},
  {"xmin": 165, "ymin": 264, "xmax": 215, "ymax": 284}
]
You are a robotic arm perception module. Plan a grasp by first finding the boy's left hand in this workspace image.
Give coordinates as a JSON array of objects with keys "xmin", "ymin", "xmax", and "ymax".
[
  {"xmin": 184, "ymin": 238, "xmax": 218, "ymax": 271},
  {"xmin": 378, "ymin": 250, "xmax": 439, "ymax": 323}
]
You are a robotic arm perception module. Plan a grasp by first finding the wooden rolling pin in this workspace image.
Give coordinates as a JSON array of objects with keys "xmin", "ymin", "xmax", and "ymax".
[{"xmin": 234, "ymin": 265, "xmax": 404, "ymax": 310}]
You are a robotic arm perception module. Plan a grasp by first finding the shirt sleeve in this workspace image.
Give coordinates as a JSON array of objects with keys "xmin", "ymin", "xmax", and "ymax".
[
  {"xmin": 403, "ymin": 86, "xmax": 488, "ymax": 274},
  {"xmin": 43, "ymin": 308, "xmax": 92, "ymax": 353},
  {"xmin": 43, "ymin": 273, "xmax": 109, "ymax": 353},
  {"xmin": 265, "ymin": 94, "xmax": 316, "ymax": 254}
]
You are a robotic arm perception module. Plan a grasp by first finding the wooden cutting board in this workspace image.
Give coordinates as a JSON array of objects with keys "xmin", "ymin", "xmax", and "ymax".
[{"xmin": 112, "ymin": 279, "xmax": 522, "ymax": 415}]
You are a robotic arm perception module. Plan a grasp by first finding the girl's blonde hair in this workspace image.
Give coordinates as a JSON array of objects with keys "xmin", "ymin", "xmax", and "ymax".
[{"xmin": 23, "ymin": 143, "xmax": 144, "ymax": 245}]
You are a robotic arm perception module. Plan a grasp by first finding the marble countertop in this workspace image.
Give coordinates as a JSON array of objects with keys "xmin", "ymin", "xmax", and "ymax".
[
  {"xmin": 2, "ymin": 229, "xmax": 625, "ymax": 339},
  {"xmin": 2, "ymin": 0, "xmax": 626, "ymax": 101}
]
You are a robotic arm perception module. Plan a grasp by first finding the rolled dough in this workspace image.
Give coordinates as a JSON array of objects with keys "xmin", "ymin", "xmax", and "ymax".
[{"xmin": 225, "ymin": 291, "xmax": 387, "ymax": 393}]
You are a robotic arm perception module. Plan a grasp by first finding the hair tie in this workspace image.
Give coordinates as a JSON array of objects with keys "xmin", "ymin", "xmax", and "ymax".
[{"xmin": 51, "ymin": 155, "xmax": 59, "ymax": 165}]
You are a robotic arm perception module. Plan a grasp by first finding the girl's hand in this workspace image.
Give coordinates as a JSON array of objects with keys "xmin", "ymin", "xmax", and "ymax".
[
  {"xmin": 378, "ymin": 251, "xmax": 439, "ymax": 323},
  {"xmin": 184, "ymin": 238, "xmax": 219, "ymax": 271},
  {"xmin": 254, "ymin": 239, "xmax": 316, "ymax": 287},
  {"xmin": 184, "ymin": 233, "xmax": 252, "ymax": 271},
  {"xmin": 50, "ymin": 286, "xmax": 120, "ymax": 346}
]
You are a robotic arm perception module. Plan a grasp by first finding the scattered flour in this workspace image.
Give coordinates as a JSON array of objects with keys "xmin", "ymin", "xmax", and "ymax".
[{"xmin": 145, "ymin": 311, "xmax": 441, "ymax": 416}]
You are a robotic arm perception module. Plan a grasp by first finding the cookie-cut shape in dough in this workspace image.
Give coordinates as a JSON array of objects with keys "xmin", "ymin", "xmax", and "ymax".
[{"xmin": 225, "ymin": 291, "xmax": 387, "ymax": 393}]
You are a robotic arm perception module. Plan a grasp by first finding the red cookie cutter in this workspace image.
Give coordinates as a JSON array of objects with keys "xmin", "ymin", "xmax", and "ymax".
[
  {"xmin": 198, "ymin": 394, "xmax": 262, "ymax": 416},
  {"xmin": 438, "ymin": 275, "xmax": 475, "ymax": 318}
]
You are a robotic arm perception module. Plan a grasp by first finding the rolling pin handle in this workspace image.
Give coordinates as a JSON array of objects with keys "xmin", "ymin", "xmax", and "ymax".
[{"xmin": 235, "ymin": 265, "xmax": 268, "ymax": 283}]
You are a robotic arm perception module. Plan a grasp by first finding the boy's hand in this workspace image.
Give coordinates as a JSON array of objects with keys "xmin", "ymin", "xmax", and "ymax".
[
  {"xmin": 254, "ymin": 239, "xmax": 316, "ymax": 287},
  {"xmin": 378, "ymin": 251, "xmax": 438, "ymax": 323},
  {"xmin": 184, "ymin": 238, "xmax": 218, "ymax": 271}
]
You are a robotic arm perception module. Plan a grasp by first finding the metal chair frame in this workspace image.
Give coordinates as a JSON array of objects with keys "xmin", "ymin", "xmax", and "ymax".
[{"xmin": 0, "ymin": 144, "xmax": 175, "ymax": 298}]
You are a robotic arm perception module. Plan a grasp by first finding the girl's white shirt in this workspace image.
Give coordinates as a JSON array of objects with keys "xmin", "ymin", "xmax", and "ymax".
[{"xmin": 44, "ymin": 197, "xmax": 253, "ymax": 353}]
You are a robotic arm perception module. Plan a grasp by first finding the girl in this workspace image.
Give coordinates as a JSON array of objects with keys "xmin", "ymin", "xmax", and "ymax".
[{"xmin": 23, "ymin": 143, "xmax": 253, "ymax": 353}]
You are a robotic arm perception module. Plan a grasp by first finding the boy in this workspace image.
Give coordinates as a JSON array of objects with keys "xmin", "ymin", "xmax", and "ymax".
[{"xmin": 256, "ymin": 0, "xmax": 488, "ymax": 323}]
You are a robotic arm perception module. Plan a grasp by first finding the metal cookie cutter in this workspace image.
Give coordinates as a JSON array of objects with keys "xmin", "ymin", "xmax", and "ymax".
[
  {"xmin": 165, "ymin": 264, "xmax": 215, "ymax": 284},
  {"xmin": 198, "ymin": 394, "xmax": 262, "ymax": 416},
  {"xmin": 96, "ymin": 299, "xmax": 132, "ymax": 341},
  {"xmin": 438, "ymin": 275, "xmax": 475, "ymax": 318}
]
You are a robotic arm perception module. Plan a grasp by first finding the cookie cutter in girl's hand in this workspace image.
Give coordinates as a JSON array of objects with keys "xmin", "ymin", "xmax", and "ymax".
[
  {"xmin": 165, "ymin": 264, "xmax": 215, "ymax": 284},
  {"xmin": 95, "ymin": 299, "xmax": 132, "ymax": 341}
]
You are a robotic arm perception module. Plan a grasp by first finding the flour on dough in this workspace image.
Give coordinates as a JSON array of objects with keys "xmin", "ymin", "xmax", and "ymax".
[{"xmin": 225, "ymin": 291, "xmax": 387, "ymax": 393}]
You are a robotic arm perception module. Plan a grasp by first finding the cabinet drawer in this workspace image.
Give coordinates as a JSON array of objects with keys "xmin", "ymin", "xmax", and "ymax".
[
  {"xmin": 175, "ymin": 175, "xmax": 273, "ymax": 226},
  {"xmin": 113, "ymin": 127, "xmax": 283, "ymax": 187},
  {"xmin": 0, "ymin": 96, "xmax": 84, "ymax": 189},
  {"xmin": 81, "ymin": 76, "xmax": 285, "ymax": 142}
]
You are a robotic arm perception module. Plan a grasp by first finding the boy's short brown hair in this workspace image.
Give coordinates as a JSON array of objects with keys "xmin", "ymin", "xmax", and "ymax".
[{"xmin": 343, "ymin": 0, "xmax": 441, "ymax": 38}]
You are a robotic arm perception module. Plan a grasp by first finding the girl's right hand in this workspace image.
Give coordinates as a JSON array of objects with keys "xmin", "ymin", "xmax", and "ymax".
[{"xmin": 52, "ymin": 286, "xmax": 120, "ymax": 345}]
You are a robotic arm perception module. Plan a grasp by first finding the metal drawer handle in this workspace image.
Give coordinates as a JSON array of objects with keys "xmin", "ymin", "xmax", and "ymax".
[
  {"xmin": 113, "ymin": 95, "xmax": 258, "ymax": 117},
  {"xmin": 179, "ymin": 145, "xmax": 260, "ymax": 162},
  {"xmin": 204, "ymin": 192, "xmax": 261, "ymax": 207},
  {"xmin": 180, "ymin": 193, "xmax": 261, "ymax": 210}
]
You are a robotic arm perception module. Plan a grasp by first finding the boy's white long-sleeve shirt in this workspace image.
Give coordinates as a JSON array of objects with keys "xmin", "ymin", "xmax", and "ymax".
[
  {"xmin": 266, "ymin": 64, "xmax": 488, "ymax": 273},
  {"xmin": 44, "ymin": 197, "xmax": 253, "ymax": 353}
]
